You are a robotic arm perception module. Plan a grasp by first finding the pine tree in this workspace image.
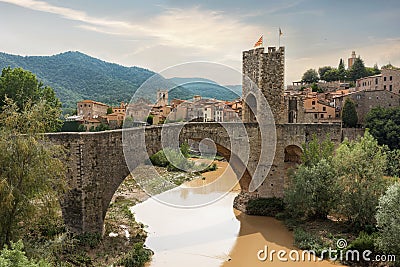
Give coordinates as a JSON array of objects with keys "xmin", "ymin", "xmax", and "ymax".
[
  {"xmin": 342, "ymin": 98, "xmax": 358, "ymax": 127},
  {"xmin": 349, "ymin": 57, "xmax": 367, "ymax": 81},
  {"xmin": 338, "ymin": 58, "xmax": 346, "ymax": 81}
]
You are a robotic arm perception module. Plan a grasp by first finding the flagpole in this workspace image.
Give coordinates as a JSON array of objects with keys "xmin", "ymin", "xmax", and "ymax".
[{"xmin": 278, "ymin": 28, "xmax": 281, "ymax": 48}]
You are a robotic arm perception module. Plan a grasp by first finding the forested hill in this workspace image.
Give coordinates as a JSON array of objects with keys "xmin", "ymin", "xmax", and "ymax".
[
  {"xmin": 0, "ymin": 51, "xmax": 242, "ymax": 112},
  {"xmin": 0, "ymin": 51, "xmax": 155, "ymax": 111}
]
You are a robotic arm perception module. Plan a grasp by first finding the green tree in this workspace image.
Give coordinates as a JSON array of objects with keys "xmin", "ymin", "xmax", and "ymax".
[
  {"xmin": 341, "ymin": 98, "xmax": 358, "ymax": 127},
  {"xmin": 302, "ymin": 69, "xmax": 319, "ymax": 84},
  {"xmin": 348, "ymin": 57, "xmax": 367, "ymax": 81},
  {"xmin": 318, "ymin": 66, "xmax": 332, "ymax": 80},
  {"xmin": 0, "ymin": 100, "xmax": 66, "ymax": 248},
  {"xmin": 77, "ymin": 124, "xmax": 86, "ymax": 132},
  {"xmin": 323, "ymin": 69, "xmax": 339, "ymax": 82},
  {"xmin": 107, "ymin": 107, "xmax": 113, "ymax": 114},
  {"xmin": 334, "ymin": 132, "xmax": 387, "ymax": 229},
  {"xmin": 386, "ymin": 149, "xmax": 400, "ymax": 177},
  {"xmin": 95, "ymin": 123, "xmax": 110, "ymax": 131},
  {"xmin": 338, "ymin": 58, "xmax": 346, "ymax": 81},
  {"xmin": 301, "ymin": 134, "xmax": 335, "ymax": 167},
  {"xmin": 284, "ymin": 135, "xmax": 337, "ymax": 219},
  {"xmin": 365, "ymin": 106, "xmax": 400, "ymax": 150},
  {"xmin": 0, "ymin": 67, "xmax": 62, "ymax": 132},
  {"xmin": 284, "ymin": 159, "xmax": 338, "ymax": 219},
  {"xmin": 146, "ymin": 115, "xmax": 154, "ymax": 125},
  {"xmin": 375, "ymin": 182, "xmax": 400, "ymax": 259}
]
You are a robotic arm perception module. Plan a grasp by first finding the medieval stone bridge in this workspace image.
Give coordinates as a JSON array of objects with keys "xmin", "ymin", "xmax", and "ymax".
[{"xmin": 47, "ymin": 122, "xmax": 341, "ymax": 234}]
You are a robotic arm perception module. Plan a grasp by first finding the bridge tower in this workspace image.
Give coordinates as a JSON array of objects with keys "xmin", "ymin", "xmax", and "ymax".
[{"xmin": 242, "ymin": 46, "xmax": 285, "ymax": 124}]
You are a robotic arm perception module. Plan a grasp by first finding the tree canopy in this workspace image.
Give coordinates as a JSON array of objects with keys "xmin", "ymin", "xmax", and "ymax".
[
  {"xmin": 0, "ymin": 67, "xmax": 62, "ymax": 132},
  {"xmin": 348, "ymin": 57, "xmax": 367, "ymax": 81},
  {"xmin": 365, "ymin": 106, "xmax": 400, "ymax": 150},
  {"xmin": 0, "ymin": 99, "xmax": 66, "ymax": 248},
  {"xmin": 301, "ymin": 69, "xmax": 319, "ymax": 83}
]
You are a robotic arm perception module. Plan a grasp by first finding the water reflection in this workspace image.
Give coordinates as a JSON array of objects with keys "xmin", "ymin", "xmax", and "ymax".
[{"xmin": 131, "ymin": 161, "xmax": 342, "ymax": 267}]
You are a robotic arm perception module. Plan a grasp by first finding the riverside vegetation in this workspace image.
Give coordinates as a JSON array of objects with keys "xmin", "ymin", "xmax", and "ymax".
[{"xmin": 250, "ymin": 131, "xmax": 399, "ymax": 266}]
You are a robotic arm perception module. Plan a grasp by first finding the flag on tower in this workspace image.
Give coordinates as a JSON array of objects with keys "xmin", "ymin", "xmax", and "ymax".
[{"xmin": 254, "ymin": 35, "xmax": 263, "ymax": 47}]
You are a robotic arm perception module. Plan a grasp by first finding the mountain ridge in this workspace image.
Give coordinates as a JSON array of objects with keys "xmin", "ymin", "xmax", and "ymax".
[{"xmin": 0, "ymin": 51, "xmax": 242, "ymax": 112}]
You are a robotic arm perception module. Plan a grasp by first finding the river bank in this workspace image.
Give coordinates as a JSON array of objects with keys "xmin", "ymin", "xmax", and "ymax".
[{"xmin": 131, "ymin": 160, "xmax": 344, "ymax": 267}]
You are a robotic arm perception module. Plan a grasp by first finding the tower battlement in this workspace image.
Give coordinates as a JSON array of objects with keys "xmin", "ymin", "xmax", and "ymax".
[{"xmin": 242, "ymin": 46, "xmax": 285, "ymax": 123}]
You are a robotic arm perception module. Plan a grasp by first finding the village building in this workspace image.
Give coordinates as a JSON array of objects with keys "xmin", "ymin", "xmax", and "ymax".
[{"xmin": 77, "ymin": 100, "xmax": 108, "ymax": 120}]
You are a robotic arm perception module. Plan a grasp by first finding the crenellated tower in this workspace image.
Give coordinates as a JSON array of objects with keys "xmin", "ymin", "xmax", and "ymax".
[{"xmin": 242, "ymin": 46, "xmax": 285, "ymax": 124}]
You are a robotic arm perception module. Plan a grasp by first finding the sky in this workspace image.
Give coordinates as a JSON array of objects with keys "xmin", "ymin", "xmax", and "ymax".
[{"xmin": 1, "ymin": 0, "xmax": 400, "ymax": 85}]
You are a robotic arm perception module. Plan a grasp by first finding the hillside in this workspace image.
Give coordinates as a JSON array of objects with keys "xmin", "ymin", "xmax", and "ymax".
[{"xmin": 0, "ymin": 52, "xmax": 242, "ymax": 112}]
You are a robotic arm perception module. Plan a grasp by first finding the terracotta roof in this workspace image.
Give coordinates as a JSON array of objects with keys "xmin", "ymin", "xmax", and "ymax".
[{"xmin": 78, "ymin": 100, "xmax": 109, "ymax": 106}]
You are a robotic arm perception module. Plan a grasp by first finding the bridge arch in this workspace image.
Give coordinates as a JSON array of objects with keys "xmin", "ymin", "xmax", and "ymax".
[{"xmin": 244, "ymin": 93, "xmax": 257, "ymax": 123}]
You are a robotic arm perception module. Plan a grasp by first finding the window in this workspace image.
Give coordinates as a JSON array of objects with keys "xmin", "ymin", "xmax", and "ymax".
[
  {"xmin": 323, "ymin": 107, "xmax": 326, "ymax": 111},
  {"xmin": 390, "ymin": 76, "xmax": 393, "ymax": 81},
  {"xmin": 390, "ymin": 85, "xmax": 393, "ymax": 91},
  {"xmin": 320, "ymin": 114, "xmax": 324, "ymax": 118},
  {"xmin": 314, "ymin": 114, "xmax": 318, "ymax": 119},
  {"xmin": 384, "ymin": 85, "xmax": 387, "ymax": 90},
  {"xmin": 384, "ymin": 77, "xmax": 387, "ymax": 81},
  {"xmin": 312, "ymin": 101, "xmax": 315, "ymax": 105},
  {"xmin": 375, "ymin": 78, "xmax": 378, "ymax": 85},
  {"xmin": 84, "ymin": 104, "xmax": 87, "ymax": 107},
  {"xmin": 356, "ymin": 95, "xmax": 361, "ymax": 99}
]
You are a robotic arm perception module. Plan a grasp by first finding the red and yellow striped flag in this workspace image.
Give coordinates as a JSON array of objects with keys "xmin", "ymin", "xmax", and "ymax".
[{"xmin": 254, "ymin": 35, "xmax": 263, "ymax": 47}]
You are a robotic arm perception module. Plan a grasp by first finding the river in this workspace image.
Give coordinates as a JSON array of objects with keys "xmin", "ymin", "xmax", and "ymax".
[{"xmin": 131, "ymin": 161, "xmax": 342, "ymax": 266}]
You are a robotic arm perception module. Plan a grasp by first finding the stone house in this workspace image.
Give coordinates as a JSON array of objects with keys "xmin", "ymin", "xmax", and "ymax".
[
  {"xmin": 77, "ymin": 100, "xmax": 108, "ymax": 120},
  {"xmin": 334, "ymin": 89, "xmax": 400, "ymax": 124},
  {"xmin": 356, "ymin": 68, "xmax": 400, "ymax": 94}
]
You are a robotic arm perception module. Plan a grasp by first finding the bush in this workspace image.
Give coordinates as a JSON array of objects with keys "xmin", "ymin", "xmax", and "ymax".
[
  {"xmin": 149, "ymin": 150, "xmax": 169, "ymax": 167},
  {"xmin": 0, "ymin": 240, "xmax": 51, "ymax": 267},
  {"xmin": 347, "ymin": 231, "xmax": 378, "ymax": 253},
  {"xmin": 375, "ymin": 182, "xmax": 400, "ymax": 259},
  {"xmin": 116, "ymin": 242, "xmax": 153, "ymax": 267},
  {"xmin": 75, "ymin": 232, "xmax": 102, "ymax": 249},
  {"xmin": 150, "ymin": 144, "xmax": 194, "ymax": 171},
  {"xmin": 293, "ymin": 228, "xmax": 329, "ymax": 256},
  {"xmin": 246, "ymin": 197, "xmax": 284, "ymax": 216}
]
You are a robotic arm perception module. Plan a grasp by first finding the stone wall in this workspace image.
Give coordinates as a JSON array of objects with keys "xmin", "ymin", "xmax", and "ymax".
[{"xmin": 242, "ymin": 47, "xmax": 285, "ymax": 124}]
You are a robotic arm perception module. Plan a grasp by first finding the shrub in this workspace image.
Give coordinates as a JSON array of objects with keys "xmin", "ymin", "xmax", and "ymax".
[
  {"xmin": 0, "ymin": 240, "xmax": 51, "ymax": 267},
  {"xmin": 246, "ymin": 197, "xmax": 284, "ymax": 216},
  {"xmin": 149, "ymin": 150, "xmax": 169, "ymax": 167},
  {"xmin": 293, "ymin": 228, "xmax": 329, "ymax": 256},
  {"xmin": 116, "ymin": 242, "xmax": 153, "ymax": 267},
  {"xmin": 347, "ymin": 231, "xmax": 378, "ymax": 253}
]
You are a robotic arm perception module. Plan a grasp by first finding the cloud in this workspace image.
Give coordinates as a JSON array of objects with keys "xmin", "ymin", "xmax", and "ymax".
[{"xmin": 1, "ymin": 0, "xmax": 263, "ymax": 52}]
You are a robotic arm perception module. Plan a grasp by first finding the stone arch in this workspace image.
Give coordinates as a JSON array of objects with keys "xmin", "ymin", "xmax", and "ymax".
[
  {"xmin": 185, "ymin": 138, "xmax": 252, "ymax": 192},
  {"xmin": 244, "ymin": 93, "xmax": 257, "ymax": 123},
  {"xmin": 284, "ymin": 145, "xmax": 302, "ymax": 164}
]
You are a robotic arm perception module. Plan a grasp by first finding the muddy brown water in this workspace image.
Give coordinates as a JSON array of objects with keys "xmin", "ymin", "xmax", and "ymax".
[{"xmin": 131, "ymin": 161, "xmax": 343, "ymax": 266}]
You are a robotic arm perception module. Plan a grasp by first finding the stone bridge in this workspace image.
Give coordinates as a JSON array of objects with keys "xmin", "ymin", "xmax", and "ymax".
[{"xmin": 47, "ymin": 122, "xmax": 341, "ymax": 234}]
